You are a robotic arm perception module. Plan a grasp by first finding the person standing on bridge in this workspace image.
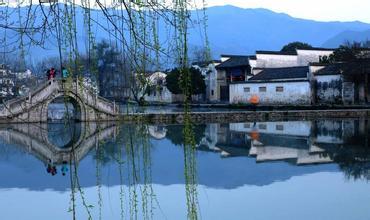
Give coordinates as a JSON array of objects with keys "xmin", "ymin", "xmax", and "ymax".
[
  {"xmin": 46, "ymin": 69, "xmax": 51, "ymax": 80},
  {"xmin": 62, "ymin": 67, "xmax": 69, "ymax": 79},
  {"xmin": 50, "ymin": 68, "xmax": 56, "ymax": 79}
]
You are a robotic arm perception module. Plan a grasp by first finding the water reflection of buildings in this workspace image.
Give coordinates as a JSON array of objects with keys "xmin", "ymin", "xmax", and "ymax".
[{"xmin": 198, "ymin": 120, "xmax": 370, "ymax": 166}]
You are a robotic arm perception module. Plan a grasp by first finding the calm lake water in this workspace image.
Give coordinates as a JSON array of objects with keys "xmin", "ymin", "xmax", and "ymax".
[{"xmin": 1, "ymin": 119, "xmax": 370, "ymax": 220}]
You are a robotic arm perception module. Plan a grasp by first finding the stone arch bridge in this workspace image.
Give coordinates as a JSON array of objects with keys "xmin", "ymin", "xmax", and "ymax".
[{"xmin": 0, "ymin": 79, "xmax": 119, "ymax": 123}]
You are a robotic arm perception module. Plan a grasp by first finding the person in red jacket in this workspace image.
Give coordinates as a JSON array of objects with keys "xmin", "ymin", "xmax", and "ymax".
[{"xmin": 50, "ymin": 68, "xmax": 56, "ymax": 79}]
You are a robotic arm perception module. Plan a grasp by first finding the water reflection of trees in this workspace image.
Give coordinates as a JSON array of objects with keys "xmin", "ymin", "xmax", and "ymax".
[
  {"xmin": 66, "ymin": 123, "xmax": 158, "ymax": 220},
  {"xmin": 166, "ymin": 124, "xmax": 206, "ymax": 146},
  {"xmin": 5, "ymin": 119, "xmax": 370, "ymax": 218}
]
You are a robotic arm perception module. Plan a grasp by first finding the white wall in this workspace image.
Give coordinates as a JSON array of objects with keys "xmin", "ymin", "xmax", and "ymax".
[
  {"xmin": 296, "ymin": 49, "xmax": 333, "ymax": 66},
  {"xmin": 145, "ymin": 87, "xmax": 173, "ymax": 103},
  {"xmin": 230, "ymin": 81, "xmax": 312, "ymax": 105},
  {"xmin": 315, "ymin": 74, "xmax": 342, "ymax": 104},
  {"xmin": 230, "ymin": 121, "xmax": 311, "ymax": 137},
  {"xmin": 256, "ymin": 54, "xmax": 298, "ymax": 68}
]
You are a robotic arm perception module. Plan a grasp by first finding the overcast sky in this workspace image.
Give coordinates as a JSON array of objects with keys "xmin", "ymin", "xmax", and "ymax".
[
  {"xmin": 4, "ymin": 0, "xmax": 370, "ymax": 23},
  {"xmin": 199, "ymin": 0, "xmax": 370, "ymax": 23}
]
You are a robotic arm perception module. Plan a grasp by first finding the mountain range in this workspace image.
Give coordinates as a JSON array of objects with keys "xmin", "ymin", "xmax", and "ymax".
[
  {"xmin": 1, "ymin": 5, "xmax": 370, "ymax": 63},
  {"xmin": 197, "ymin": 5, "xmax": 370, "ymax": 57}
]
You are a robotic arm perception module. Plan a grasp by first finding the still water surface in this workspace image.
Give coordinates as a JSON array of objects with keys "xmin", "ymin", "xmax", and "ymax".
[{"xmin": 0, "ymin": 119, "xmax": 370, "ymax": 220}]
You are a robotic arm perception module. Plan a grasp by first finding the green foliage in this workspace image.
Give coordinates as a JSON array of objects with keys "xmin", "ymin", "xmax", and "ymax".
[
  {"xmin": 320, "ymin": 41, "xmax": 370, "ymax": 63},
  {"xmin": 166, "ymin": 67, "xmax": 206, "ymax": 96},
  {"xmin": 281, "ymin": 41, "xmax": 313, "ymax": 52},
  {"xmin": 329, "ymin": 43, "xmax": 362, "ymax": 62}
]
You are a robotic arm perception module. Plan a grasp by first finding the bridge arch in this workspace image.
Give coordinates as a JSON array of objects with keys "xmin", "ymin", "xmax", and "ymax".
[{"xmin": 42, "ymin": 91, "xmax": 86, "ymax": 122}]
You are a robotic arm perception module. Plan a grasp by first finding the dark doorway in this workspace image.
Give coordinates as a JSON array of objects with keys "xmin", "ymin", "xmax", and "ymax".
[{"xmin": 220, "ymin": 86, "xmax": 229, "ymax": 102}]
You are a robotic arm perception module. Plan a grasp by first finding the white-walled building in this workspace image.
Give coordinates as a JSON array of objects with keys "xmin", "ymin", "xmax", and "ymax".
[
  {"xmin": 230, "ymin": 66, "xmax": 312, "ymax": 105},
  {"xmin": 255, "ymin": 51, "xmax": 298, "ymax": 68},
  {"xmin": 192, "ymin": 60, "xmax": 221, "ymax": 102},
  {"xmin": 215, "ymin": 55, "xmax": 256, "ymax": 102},
  {"xmin": 255, "ymin": 48, "xmax": 334, "ymax": 69},
  {"xmin": 145, "ymin": 72, "xmax": 173, "ymax": 103},
  {"xmin": 0, "ymin": 64, "xmax": 15, "ymax": 101},
  {"xmin": 296, "ymin": 48, "xmax": 334, "ymax": 66},
  {"xmin": 311, "ymin": 63, "xmax": 342, "ymax": 104}
]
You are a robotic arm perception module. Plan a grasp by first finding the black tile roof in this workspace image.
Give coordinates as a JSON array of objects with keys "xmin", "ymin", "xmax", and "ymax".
[
  {"xmin": 249, "ymin": 66, "xmax": 309, "ymax": 81},
  {"xmin": 315, "ymin": 63, "xmax": 343, "ymax": 75},
  {"xmin": 256, "ymin": 50, "xmax": 297, "ymax": 56},
  {"xmin": 216, "ymin": 56, "xmax": 251, "ymax": 69},
  {"xmin": 341, "ymin": 58, "xmax": 370, "ymax": 76},
  {"xmin": 192, "ymin": 60, "xmax": 221, "ymax": 67},
  {"xmin": 296, "ymin": 47, "xmax": 336, "ymax": 51}
]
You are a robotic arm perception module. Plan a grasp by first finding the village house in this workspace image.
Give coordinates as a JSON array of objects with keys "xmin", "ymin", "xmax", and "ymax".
[
  {"xmin": 311, "ymin": 63, "xmax": 343, "ymax": 104},
  {"xmin": 312, "ymin": 59, "xmax": 370, "ymax": 105},
  {"xmin": 229, "ymin": 66, "xmax": 312, "ymax": 105},
  {"xmin": 144, "ymin": 72, "xmax": 173, "ymax": 103},
  {"xmin": 211, "ymin": 47, "xmax": 335, "ymax": 104},
  {"xmin": 192, "ymin": 60, "xmax": 221, "ymax": 102},
  {"xmin": 0, "ymin": 64, "xmax": 15, "ymax": 102},
  {"xmin": 215, "ymin": 55, "xmax": 256, "ymax": 102}
]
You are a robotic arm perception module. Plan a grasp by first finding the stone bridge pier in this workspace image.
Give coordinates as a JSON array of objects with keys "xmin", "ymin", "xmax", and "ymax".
[{"xmin": 0, "ymin": 79, "xmax": 119, "ymax": 123}]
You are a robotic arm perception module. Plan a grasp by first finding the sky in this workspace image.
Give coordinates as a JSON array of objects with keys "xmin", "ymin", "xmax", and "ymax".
[
  {"xmin": 3, "ymin": 0, "xmax": 370, "ymax": 23},
  {"xmin": 199, "ymin": 0, "xmax": 370, "ymax": 23}
]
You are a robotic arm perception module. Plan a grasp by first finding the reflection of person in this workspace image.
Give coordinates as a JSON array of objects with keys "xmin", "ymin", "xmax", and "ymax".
[
  {"xmin": 46, "ymin": 159, "xmax": 57, "ymax": 176},
  {"xmin": 61, "ymin": 161, "xmax": 68, "ymax": 176},
  {"xmin": 46, "ymin": 159, "xmax": 52, "ymax": 173}
]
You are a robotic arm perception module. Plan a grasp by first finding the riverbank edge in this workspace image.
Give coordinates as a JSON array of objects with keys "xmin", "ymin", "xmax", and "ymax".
[
  {"xmin": 120, "ymin": 109, "xmax": 370, "ymax": 124},
  {"xmin": 1, "ymin": 109, "xmax": 370, "ymax": 124}
]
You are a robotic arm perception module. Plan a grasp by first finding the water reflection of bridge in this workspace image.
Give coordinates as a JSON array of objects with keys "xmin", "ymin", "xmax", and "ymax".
[{"xmin": 0, "ymin": 122, "xmax": 117, "ymax": 164}]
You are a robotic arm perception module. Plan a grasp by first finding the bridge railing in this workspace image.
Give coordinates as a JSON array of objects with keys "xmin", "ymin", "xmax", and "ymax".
[{"xmin": 1, "ymin": 78, "xmax": 119, "ymax": 117}]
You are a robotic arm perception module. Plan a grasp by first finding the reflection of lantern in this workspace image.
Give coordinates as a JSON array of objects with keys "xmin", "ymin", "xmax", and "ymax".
[
  {"xmin": 249, "ymin": 95, "xmax": 259, "ymax": 105},
  {"xmin": 250, "ymin": 131, "xmax": 260, "ymax": 140}
]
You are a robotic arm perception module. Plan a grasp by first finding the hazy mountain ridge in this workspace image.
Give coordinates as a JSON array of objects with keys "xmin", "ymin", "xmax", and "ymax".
[
  {"xmin": 323, "ymin": 29, "xmax": 370, "ymax": 47},
  {"xmin": 198, "ymin": 5, "xmax": 370, "ymax": 56},
  {"xmin": 1, "ymin": 4, "xmax": 370, "ymax": 63}
]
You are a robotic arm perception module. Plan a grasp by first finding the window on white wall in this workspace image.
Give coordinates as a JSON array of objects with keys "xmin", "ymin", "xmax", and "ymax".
[
  {"xmin": 276, "ymin": 125, "xmax": 284, "ymax": 131},
  {"xmin": 259, "ymin": 87, "xmax": 266, "ymax": 92},
  {"xmin": 258, "ymin": 124, "xmax": 267, "ymax": 130},
  {"xmin": 276, "ymin": 86, "xmax": 284, "ymax": 92},
  {"xmin": 244, "ymin": 87, "xmax": 250, "ymax": 92}
]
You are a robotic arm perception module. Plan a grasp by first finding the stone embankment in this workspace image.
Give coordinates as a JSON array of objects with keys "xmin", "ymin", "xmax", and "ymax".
[{"xmin": 120, "ymin": 109, "xmax": 370, "ymax": 124}]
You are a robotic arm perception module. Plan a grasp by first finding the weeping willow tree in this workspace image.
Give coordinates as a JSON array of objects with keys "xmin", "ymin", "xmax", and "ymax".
[
  {"xmin": 0, "ymin": 0, "xmax": 210, "ymax": 103},
  {"xmin": 1, "ymin": 1, "xmax": 209, "ymax": 219}
]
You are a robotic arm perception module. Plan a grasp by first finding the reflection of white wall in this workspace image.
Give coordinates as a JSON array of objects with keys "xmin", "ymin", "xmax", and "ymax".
[
  {"xmin": 148, "ymin": 125, "xmax": 167, "ymax": 140},
  {"xmin": 199, "ymin": 123, "xmax": 219, "ymax": 150},
  {"xmin": 253, "ymin": 146, "xmax": 303, "ymax": 161},
  {"xmin": 230, "ymin": 121, "xmax": 311, "ymax": 137}
]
